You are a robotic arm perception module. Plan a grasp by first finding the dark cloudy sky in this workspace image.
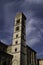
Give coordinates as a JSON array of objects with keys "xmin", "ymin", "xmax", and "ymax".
[{"xmin": 0, "ymin": 0, "xmax": 43, "ymax": 58}]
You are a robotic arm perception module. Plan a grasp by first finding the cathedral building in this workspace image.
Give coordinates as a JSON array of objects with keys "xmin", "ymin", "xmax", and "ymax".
[{"xmin": 0, "ymin": 12, "xmax": 37, "ymax": 65}]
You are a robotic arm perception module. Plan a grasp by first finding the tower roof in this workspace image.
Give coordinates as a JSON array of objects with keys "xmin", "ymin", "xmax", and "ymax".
[
  {"xmin": 15, "ymin": 12, "xmax": 26, "ymax": 20},
  {"xmin": 0, "ymin": 41, "xmax": 8, "ymax": 47}
]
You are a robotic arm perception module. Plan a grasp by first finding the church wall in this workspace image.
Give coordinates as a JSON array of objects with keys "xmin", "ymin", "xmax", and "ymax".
[
  {"xmin": 20, "ymin": 53, "xmax": 27, "ymax": 65},
  {"xmin": 12, "ymin": 53, "xmax": 21, "ymax": 65},
  {"xmin": 27, "ymin": 46, "xmax": 37, "ymax": 65}
]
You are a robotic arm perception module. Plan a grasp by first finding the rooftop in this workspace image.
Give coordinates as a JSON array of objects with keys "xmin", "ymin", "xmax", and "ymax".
[{"xmin": 26, "ymin": 45, "xmax": 37, "ymax": 53}]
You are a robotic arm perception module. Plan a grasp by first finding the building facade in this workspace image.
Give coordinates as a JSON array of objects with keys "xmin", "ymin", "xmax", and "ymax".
[{"xmin": 0, "ymin": 12, "xmax": 37, "ymax": 65}]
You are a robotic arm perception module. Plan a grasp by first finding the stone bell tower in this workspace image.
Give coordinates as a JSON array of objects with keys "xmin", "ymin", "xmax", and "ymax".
[{"xmin": 11, "ymin": 12, "xmax": 27, "ymax": 65}]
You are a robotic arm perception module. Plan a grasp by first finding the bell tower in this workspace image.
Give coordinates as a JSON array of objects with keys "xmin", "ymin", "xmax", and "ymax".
[{"xmin": 11, "ymin": 12, "xmax": 27, "ymax": 65}]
